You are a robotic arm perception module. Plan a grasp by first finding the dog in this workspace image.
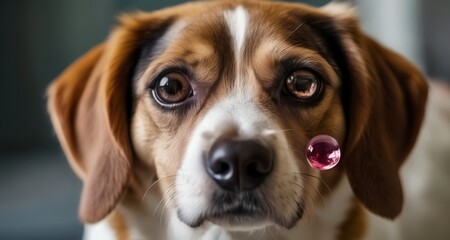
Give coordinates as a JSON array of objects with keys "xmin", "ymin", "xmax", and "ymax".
[{"xmin": 47, "ymin": 0, "xmax": 450, "ymax": 239}]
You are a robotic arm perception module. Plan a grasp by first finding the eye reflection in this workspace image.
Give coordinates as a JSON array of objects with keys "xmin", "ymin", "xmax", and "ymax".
[
  {"xmin": 153, "ymin": 72, "xmax": 192, "ymax": 105},
  {"xmin": 285, "ymin": 70, "xmax": 319, "ymax": 100}
]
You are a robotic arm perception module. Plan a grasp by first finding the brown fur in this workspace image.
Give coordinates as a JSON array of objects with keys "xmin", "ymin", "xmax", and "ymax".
[
  {"xmin": 109, "ymin": 211, "xmax": 129, "ymax": 240},
  {"xmin": 47, "ymin": 0, "xmax": 428, "ymax": 236}
]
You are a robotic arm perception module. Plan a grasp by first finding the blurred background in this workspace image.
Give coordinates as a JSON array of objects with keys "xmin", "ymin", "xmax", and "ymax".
[{"xmin": 0, "ymin": 0, "xmax": 448, "ymax": 239}]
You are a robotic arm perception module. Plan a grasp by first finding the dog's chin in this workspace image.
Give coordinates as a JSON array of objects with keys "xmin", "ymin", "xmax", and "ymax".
[
  {"xmin": 208, "ymin": 216, "xmax": 269, "ymax": 232},
  {"xmin": 176, "ymin": 192, "xmax": 305, "ymax": 230}
]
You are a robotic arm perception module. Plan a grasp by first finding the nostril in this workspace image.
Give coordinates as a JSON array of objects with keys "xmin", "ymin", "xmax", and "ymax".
[
  {"xmin": 246, "ymin": 160, "xmax": 272, "ymax": 177},
  {"xmin": 246, "ymin": 162, "xmax": 261, "ymax": 177},
  {"xmin": 205, "ymin": 145, "xmax": 236, "ymax": 183},
  {"xmin": 210, "ymin": 159, "xmax": 231, "ymax": 175}
]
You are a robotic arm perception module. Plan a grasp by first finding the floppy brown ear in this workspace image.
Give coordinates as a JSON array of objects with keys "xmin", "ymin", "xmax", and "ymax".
[
  {"xmin": 47, "ymin": 41, "xmax": 133, "ymax": 223},
  {"xmin": 344, "ymin": 35, "xmax": 428, "ymax": 219},
  {"xmin": 319, "ymin": 4, "xmax": 429, "ymax": 219},
  {"xmin": 48, "ymin": 10, "xmax": 183, "ymax": 223}
]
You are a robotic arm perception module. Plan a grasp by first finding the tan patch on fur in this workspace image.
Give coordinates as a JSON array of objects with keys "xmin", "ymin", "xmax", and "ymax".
[
  {"xmin": 109, "ymin": 211, "xmax": 129, "ymax": 240},
  {"xmin": 321, "ymin": 2, "xmax": 358, "ymax": 21}
]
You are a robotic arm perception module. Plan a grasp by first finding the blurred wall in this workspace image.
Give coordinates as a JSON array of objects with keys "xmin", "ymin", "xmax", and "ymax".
[
  {"xmin": 423, "ymin": 0, "xmax": 450, "ymax": 81},
  {"xmin": 356, "ymin": 0, "xmax": 423, "ymax": 68},
  {"xmin": 356, "ymin": 0, "xmax": 450, "ymax": 81},
  {"xmin": 0, "ymin": 0, "xmax": 188, "ymax": 152}
]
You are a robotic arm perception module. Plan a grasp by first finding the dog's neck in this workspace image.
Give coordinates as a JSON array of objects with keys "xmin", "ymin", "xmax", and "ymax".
[{"xmin": 83, "ymin": 176, "xmax": 363, "ymax": 240}]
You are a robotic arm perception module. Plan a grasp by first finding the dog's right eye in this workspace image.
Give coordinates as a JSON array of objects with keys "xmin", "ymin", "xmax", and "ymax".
[
  {"xmin": 151, "ymin": 72, "xmax": 193, "ymax": 107},
  {"xmin": 285, "ymin": 70, "xmax": 321, "ymax": 101}
]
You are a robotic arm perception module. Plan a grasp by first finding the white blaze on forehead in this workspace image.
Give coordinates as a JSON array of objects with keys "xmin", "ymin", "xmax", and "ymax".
[{"xmin": 224, "ymin": 6, "xmax": 249, "ymax": 57}]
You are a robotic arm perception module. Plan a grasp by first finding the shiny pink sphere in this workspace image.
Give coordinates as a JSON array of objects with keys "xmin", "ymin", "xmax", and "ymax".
[{"xmin": 305, "ymin": 135, "xmax": 341, "ymax": 170}]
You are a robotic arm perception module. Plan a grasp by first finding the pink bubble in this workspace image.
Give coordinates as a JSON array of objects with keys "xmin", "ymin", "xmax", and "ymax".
[{"xmin": 305, "ymin": 135, "xmax": 341, "ymax": 170}]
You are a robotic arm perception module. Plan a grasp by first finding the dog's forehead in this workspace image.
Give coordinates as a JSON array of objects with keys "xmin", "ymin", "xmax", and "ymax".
[
  {"xmin": 174, "ymin": 2, "xmax": 322, "ymax": 53},
  {"xmin": 134, "ymin": 1, "xmax": 333, "ymax": 93}
]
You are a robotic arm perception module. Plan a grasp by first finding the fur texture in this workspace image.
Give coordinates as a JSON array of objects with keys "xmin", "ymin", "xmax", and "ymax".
[{"xmin": 47, "ymin": 1, "xmax": 448, "ymax": 239}]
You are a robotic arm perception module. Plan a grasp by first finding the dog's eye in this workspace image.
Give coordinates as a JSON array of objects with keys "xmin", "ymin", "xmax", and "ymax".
[
  {"xmin": 152, "ymin": 72, "xmax": 192, "ymax": 106},
  {"xmin": 285, "ymin": 70, "xmax": 320, "ymax": 100}
]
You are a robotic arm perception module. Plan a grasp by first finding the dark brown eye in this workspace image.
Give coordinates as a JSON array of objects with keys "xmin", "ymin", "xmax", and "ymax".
[
  {"xmin": 285, "ymin": 70, "xmax": 320, "ymax": 100},
  {"xmin": 152, "ymin": 72, "xmax": 192, "ymax": 106}
]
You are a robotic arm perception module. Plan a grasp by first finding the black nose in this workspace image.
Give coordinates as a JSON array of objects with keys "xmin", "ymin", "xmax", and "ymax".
[{"xmin": 204, "ymin": 139, "xmax": 274, "ymax": 191}]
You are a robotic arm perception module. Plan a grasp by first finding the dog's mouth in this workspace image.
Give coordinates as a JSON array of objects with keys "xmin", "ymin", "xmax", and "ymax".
[{"xmin": 177, "ymin": 190, "xmax": 305, "ymax": 230}]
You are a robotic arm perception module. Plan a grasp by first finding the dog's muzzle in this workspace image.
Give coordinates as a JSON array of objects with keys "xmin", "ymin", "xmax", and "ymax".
[
  {"xmin": 204, "ymin": 139, "xmax": 274, "ymax": 191},
  {"xmin": 177, "ymin": 137, "xmax": 305, "ymax": 229}
]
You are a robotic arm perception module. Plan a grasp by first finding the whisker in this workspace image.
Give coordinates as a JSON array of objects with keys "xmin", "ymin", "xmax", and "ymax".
[
  {"xmin": 295, "ymin": 172, "xmax": 332, "ymax": 196},
  {"xmin": 162, "ymin": 188, "xmax": 177, "ymax": 214},
  {"xmin": 153, "ymin": 185, "xmax": 175, "ymax": 217},
  {"xmin": 299, "ymin": 176, "xmax": 327, "ymax": 209},
  {"xmin": 154, "ymin": 186, "xmax": 174, "ymax": 227},
  {"xmin": 290, "ymin": 171, "xmax": 331, "ymax": 224},
  {"xmin": 289, "ymin": 182, "xmax": 314, "ymax": 223},
  {"xmin": 301, "ymin": 197, "xmax": 315, "ymax": 227},
  {"xmin": 287, "ymin": 164, "xmax": 332, "ymax": 197},
  {"xmin": 160, "ymin": 188, "xmax": 177, "ymax": 227},
  {"xmin": 289, "ymin": 181, "xmax": 311, "ymax": 202},
  {"xmin": 141, "ymin": 175, "xmax": 176, "ymax": 202}
]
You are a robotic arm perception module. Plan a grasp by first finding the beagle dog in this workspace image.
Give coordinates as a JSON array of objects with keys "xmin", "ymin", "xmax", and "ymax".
[{"xmin": 47, "ymin": 0, "xmax": 450, "ymax": 239}]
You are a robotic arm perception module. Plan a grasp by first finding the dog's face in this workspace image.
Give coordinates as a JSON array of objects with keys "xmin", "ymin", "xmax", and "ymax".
[
  {"xmin": 131, "ymin": 3, "xmax": 345, "ymax": 229},
  {"xmin": 48, "ymin": 0, "xmax": 428, "ymax": 232}
]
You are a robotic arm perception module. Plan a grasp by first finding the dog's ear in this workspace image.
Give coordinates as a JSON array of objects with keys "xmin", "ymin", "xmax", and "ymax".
[
  {"xmin": 318, "ymin": 4, "xmax": 428, "ymax": 219},
  {"xmin": 47, "ymin": 40, "xmax": 133, "ymax": 223},
  {"xmin": 47, "ymin": 13, "xmax": 177, "ymax": 223}
]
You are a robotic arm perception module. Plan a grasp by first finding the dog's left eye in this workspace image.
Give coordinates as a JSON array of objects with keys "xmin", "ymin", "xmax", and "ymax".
[
  {"xmin": 285, "ymin": 70, "xmax": 321, "ymax": 100},
  {"xmin": 151, "ymin": 72, "xmax": 192, "ymax": 106}
]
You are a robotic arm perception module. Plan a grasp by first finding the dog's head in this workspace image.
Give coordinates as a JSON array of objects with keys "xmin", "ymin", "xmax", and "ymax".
[{"xmin": 48, "ymin": 0, "xmax": 428, "ymax": 230}]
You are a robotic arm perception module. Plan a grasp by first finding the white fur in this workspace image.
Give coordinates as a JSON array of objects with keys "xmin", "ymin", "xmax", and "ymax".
[
  {"xmin": 153, "ymin": 20, "xmax": 187, "ymax": 57},
  {"xmin": 321, "ymin": 2, "xmax": 357, "ymax": 21},
  {"xmin": 83, "ymin": 219, "xmax": 116, "ymax": 240},
  {"xmin": 82, "ymin": 175, "xmax": 355, "ymax": 240},
  {"xmin": 224, "ymin": 6, "xmax": 249, "ymax": 58},
  {"xmin": 175, "ymin": 89, "xmax": 304, "ymax": 230},
  {"xmin": 313, "ymin": 177, "xmax": 354, "ymax": 240},
  {"xmin": 83, "ymin": 190, "xmax": 172, "ymax": 240}
]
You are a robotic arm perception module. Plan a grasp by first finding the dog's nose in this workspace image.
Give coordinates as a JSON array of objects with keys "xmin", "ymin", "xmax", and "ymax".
[{"xmin": 204, "ymin": 140, "xmax": 274, "ymax": 191}]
